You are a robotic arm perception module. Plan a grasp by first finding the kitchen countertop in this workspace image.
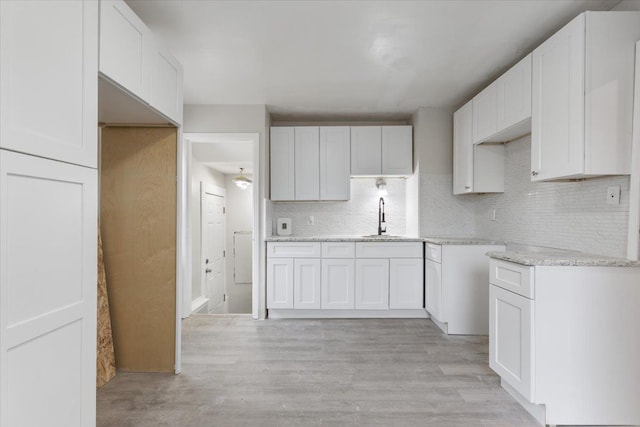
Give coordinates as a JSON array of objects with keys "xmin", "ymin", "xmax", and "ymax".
[
  {"xmin": 486, "ymin": 250, "xmax": 640, "ymax": 267},
  {"xmin": 265, "ymin": 235, "xmax": 504, "ymax": 244},
  {"xmin": 422, "ymin": 237, "xmax": 505, "ymax": 246},
  {"xmin": 265, "ymin": 235, "xmax": 425, "ymax": 242}
]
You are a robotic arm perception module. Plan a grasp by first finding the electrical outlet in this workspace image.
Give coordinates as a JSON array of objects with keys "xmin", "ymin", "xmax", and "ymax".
[
  {"xmin": 607, "ymin": 186, "xmax": 620, "ymax": 205},
  {"xmin": 307, "ymin": 216, "xmax": 315, "ymax": 225},
  {"xmin": 491, "ymin": 209, "xmax": 497, "ymax": 221}
]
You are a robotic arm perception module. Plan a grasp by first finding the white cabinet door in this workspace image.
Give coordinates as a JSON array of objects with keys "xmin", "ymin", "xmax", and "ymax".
[
  {"xmin": 489, "ymin": 285, "xmax": 534, "ymax": 401},
  {"xmin": 267, "ymin": 258, "xmax": 294, "ymax": 308},
  {"xmin": 99, "ymin": 0, "xmax": 149, "ymax": 101},
  {"xmin": 350, "ymin": 126, "xmax": 381, "ymax": 175},
  {"xmin": 321, "ymin": 259, "xmax": 355, "ymax": 309},
  {"xmin": 293, "ymin": 259, "xmax": 321, "ymax": 309},
  {"xmin": 270, "ymin": 127, "xmax": 295, "ymax": 201},
  {"xmin": 355, "ymin": 259, "xmax": 389, "ymax": 310},
  {"xmin": 147, "ymin": 39, "xmax": 183, "ymax": 124},
  {"xmin": 389, "ymin": 258, "xmax": 423, "ymax": 309},
  {"xmin": 497, "ymin": 54, "xmax": 532, "ymax": 132},
  {"xmin": 382, "ymin": 126, "xmax": 413, "ymax": 175},
  {"xmin": 531, "ymin": 14, "xmax": 585, "ymax": 181},
  {"xmin": 320, "ymin": 126, "xmax": 350, "ymax": 200},
  {"xmin": 453, "ymin": 101, "xmax": 473, "ymax": 194},
  {"xmin": 472, "ymin": 81, "xmax": 498, "ymax": 144},
  {"xmin": 0, "ymin": 150, "xmax": 98, "ymax": 427},
  {"xmin": 0, "ymin": 0, "xmax": 98, "ymax": 168},
  {"xmin": 294, "ymin": 127, "xmax": 320, "ymax": 200},
  {"xmin": 424, "ymin": 258, "xmax": 442, "ymax": 321}
]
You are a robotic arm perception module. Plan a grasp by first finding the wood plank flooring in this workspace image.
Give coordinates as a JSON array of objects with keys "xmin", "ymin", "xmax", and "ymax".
[{"xmin": 97, "ymin": 316, "xmax": 540, "ymax": 426}]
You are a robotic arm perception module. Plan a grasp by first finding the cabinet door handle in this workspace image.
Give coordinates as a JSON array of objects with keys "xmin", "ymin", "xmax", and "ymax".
[
  {"xmin": 465, "ymin": 185, "xmax": 471, "ymax": 189},
  {"xmin": 531, "ymin": 171, "xmax": 538, "ymax": 177}
]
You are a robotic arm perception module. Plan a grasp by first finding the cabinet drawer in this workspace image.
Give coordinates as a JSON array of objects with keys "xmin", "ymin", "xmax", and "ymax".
[
  {"xmin": 424, "ymin": 243, "xmax": 442, "ymax": 263},
  {"xmin": 356, "ymin": 242, "xmax": 422, "ymax": 258},
  {"xmin": 267, "ymin": 242, "xmax": 321, "ymax": 258},
  {"xmin": 490, "ymin": 260, "xmax": 534, "ymax": 299},
  {"xmin": 321, "ymin": 242, "xmax": 355, "ymax": 258}
]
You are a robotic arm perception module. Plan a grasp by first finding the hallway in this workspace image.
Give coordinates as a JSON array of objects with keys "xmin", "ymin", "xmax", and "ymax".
[{"xmin": 97, "ymin": 316, "xmax": 538, "ymax": 426}]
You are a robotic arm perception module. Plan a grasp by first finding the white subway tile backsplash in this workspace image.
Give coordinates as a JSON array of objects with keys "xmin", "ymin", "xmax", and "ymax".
[
  {"xmin": 473, "ymin": 135, "xmax": 630, "ymax": 257},
  {"xmin": 271, "ymin": 178, "xmax": 406, "ymax": 237},
  {"xmin": 420, "ymin": 174, "xmax": 476, "ymax": 237}
]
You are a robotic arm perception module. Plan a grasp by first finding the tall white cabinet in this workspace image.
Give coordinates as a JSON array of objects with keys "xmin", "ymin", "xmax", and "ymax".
[{"xmin": 0, "ymin": 1, "xmax": 98, "ymax": 426}]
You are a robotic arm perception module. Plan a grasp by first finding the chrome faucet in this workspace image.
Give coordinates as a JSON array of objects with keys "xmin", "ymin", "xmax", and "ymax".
[{"xmin": 378, "ymin": 197, "xmax": 386, "ymax": 235}]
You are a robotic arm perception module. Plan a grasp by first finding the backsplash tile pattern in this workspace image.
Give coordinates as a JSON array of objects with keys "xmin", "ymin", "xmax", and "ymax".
[
  {"xmin": 474, "ymin": 135, "xmax": 630, "ymax": 257},
  {"xmin": 271, "ymin": 178, "xmax": 406, "ymax": 236},
  {"xmin": 420, "ymin": 174, "xmax": 476, "ymax": 237}
]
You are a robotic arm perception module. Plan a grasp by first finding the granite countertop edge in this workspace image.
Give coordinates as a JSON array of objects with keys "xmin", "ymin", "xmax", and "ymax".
[
  {"xmin": 486, "ymin": 251, "xmax": 640, "ymax": 268},
  {"xmin": 265, "ymin": 236, "xmax": 505, "ymax": 245}
]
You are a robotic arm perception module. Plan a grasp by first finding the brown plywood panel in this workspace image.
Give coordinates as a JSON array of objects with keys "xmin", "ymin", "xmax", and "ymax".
[
  {"xmin": 100, "ymin": 127, "xmax": 176, "ymax": 372},
  {"xmin": 97, "ymin": 227, "xmax": 116, "ymax": 387}
]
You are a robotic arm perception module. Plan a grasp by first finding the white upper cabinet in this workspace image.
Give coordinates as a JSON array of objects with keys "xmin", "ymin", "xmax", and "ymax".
[
  {"xmin": 531, "ymin": 12, "xmax": 640, "ymax": 181},
  {"xmin": 320, "ymin": 127, "xmax": 350, "ymax": 201},
  {"xmin": 99, "ymin": 0, "xmax": 149, "ymax": 101},
  {"xmin": 294, "ymin": 127, "xmax": 320, "ymax": 201},
  {"xmin": 473, "ymin": 54, "xmax": 532, "ymax": 145},
  {"xmin": 147, "ymin": 40, "xmax": 183, "ymax": 124},
  {"xmin": 99, "ymin": 0, "xmax": 183, "ymax": 125},
  {"xmin": 472, "ymin": 80, "xmax": 498, "ymax": 144},
  {"xmin": 350, "ymin": 126, "xmax": 382, "ymax": 175},
  {"xmin": 270, "ymin": 127, "xmax": 295, "ymax": 201},
  {"xmin": 382, "ymin": 126, "xmax": 413, "ymax": 175},
  {"xmin": 497, "ymin": 54, "xmax": 532, "ymax": 135},
  {"xmin": 271, "ymin": 126, "xmax": 350, "ymax": 201},
  {"xmin": 0, "ymin": 0, "xmax": 98, "ymax": 168},
  {"xmin": 454, "ymin": 102, "xmax": 504, "ymax": 195},
  {"xmin": 453, "ymin": 102, "xmax": 474, "ymax": 194},
  {"xmin": 351, "ymin": 126, "xmax": 413, "ymax": 176}
]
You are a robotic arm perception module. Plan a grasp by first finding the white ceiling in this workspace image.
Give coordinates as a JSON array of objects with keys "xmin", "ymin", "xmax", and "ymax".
[{"xmin": 128, "ymin": 0, "xmax": 621, "ymax": 117}]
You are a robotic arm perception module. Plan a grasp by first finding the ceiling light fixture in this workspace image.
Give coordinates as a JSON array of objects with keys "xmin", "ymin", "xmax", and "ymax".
[
  {"xmin": 232, "ymin": 168, "xmax": 252, "ymax": 190},
  {"xmin": 376, "ymin": 178, "xmax": 387, "ymax": 196}
]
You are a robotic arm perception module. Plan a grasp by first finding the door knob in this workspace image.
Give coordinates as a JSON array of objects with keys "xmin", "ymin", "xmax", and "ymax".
[{"xmin": 205, "ymin": 268, "xmax": 212, "ymax": 273}]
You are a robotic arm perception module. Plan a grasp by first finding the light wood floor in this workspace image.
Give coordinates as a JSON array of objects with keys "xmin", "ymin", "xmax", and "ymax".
[{"xmin": 97, "ymin": 315, "xmax": 541, "ymax": 426}]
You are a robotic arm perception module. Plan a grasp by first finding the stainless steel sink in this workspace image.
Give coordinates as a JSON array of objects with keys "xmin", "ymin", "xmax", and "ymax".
[{"xmin": 361, "ymin": 234, "xmax": 402, "ymax": 238}]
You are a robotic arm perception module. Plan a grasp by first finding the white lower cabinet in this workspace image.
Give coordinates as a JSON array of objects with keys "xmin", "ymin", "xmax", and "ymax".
[
  {"xmin": 425, "ymin": 243, "xmax": 505, "ymax": 335},
  {"xmin": 488, "ymin": 259, "xmax": 640, "ymax": 426},
  {"xmin": 293, "ymin": 259, "xmax": 321, "ymax": 309},
  {"xmin": 266, "ymin": 258, "xmax": 294, "ymax": 308},
  {"xmin": 389, "ymin": 258, "xmax": 424, "ymax": 309},
  {"xmin": 321, "ymin": 259, "xmax": 355, "ymax": 309},
  {"xmin": 424, "ymin": 258, "xmax": 442, "ymax": 320},
  {"xmin": 489, "ymin": 284, "xmax": 533, "ymax": 400},
  {"xmin": 355, "ymin": 259, "xmax": 389, "ymax": 310},
  {"xmin": 267, "ymin": 241, "xmax": 424, "ymax": 316}
]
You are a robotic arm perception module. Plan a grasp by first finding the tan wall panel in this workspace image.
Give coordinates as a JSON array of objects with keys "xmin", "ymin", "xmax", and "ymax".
[{"xmin": 100, "ymin": 127, "xmax": 176, "ymax": 372}]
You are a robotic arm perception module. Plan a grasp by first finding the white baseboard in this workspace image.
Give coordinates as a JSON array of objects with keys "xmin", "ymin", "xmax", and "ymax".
[
  {"xmin": 268, "ymin": 309, "xmax": 428, "ymax": 319},
  {"xmin": 501, "ymin": 379, "xmax": 546, "ymax": 426},
  {"xmin": 191, "ymin": 296, "xmax": 209, "ymax": 314}
]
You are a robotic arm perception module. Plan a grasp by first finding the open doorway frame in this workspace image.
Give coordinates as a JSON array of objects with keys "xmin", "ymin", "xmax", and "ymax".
[{"xmin": 176, "ymin": 132, "xmax": 262, "ymax": 372}]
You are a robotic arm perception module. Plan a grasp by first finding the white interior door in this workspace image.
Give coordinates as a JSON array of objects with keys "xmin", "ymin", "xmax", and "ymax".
[{"xmin": 202, "ymin": 186, "xmax": 225, "ymax": 313}]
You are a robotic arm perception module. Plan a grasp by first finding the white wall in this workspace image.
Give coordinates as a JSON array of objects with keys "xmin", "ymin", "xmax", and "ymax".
[
  {"xmin": 190, "ymin": 155, "xmax": 225, "ymax": 302},
  {"xmin": 271, "ymin": 178, "xmax": 406, "ymax": 237},
  {"xmin": 224, "ymin": 174, "xmax": 253, "ymax": 313},
  {"xmin": 474, "ymin": 135, "xmax": 630, "ymax": 257},
  {"xmin": 611, "ymin": 1, "xmax": 640, "ymax": 11},
  {"xmin": 412, "ymin": 107, "xmax": 476, "ymax": 237}
]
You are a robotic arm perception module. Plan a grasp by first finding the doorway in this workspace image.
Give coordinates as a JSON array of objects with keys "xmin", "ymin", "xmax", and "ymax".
[{"xmin": 181, "ymin": 133, "xmax": 259, "ymax": 318}]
